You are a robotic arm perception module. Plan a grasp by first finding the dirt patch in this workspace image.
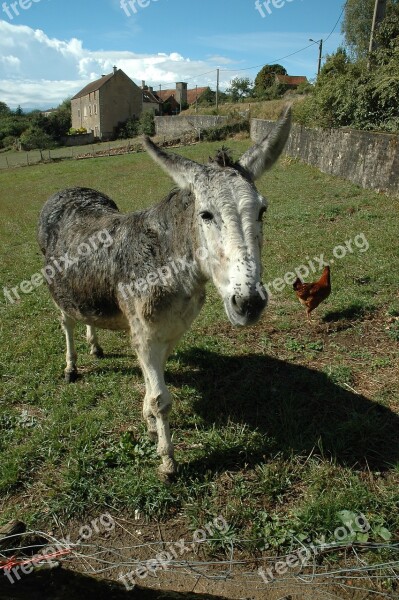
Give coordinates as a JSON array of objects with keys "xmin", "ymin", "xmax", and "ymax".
[{"xmin": 2, "ymin": 518, "xmax": 395, "ymax": 600}]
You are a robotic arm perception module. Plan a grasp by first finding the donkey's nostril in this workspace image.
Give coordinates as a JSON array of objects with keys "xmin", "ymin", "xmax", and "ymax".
[{"xmin": 230, "ymin": 292, "xmax": 267, "ymax": 323}]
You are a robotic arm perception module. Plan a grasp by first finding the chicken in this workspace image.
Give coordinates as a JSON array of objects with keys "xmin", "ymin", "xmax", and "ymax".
[{"xmin": 293, "ymin": 265, "xmax": 331, "ymax": 320}]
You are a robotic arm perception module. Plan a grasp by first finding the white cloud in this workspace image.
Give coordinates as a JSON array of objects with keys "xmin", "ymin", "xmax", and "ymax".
[
  {"xmin": 0, "ymin": 20, "xmax": 224, "ymax": 108},
  {"xmin": 0, "ymin": 20, "xmax": 343, "ymax": 108}
]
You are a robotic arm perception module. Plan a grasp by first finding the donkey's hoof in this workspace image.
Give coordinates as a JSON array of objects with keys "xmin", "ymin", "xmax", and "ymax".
[
  {"xmin": 158, "ymin": 457, "xmax": 177, "ymax": 482},
  {"xmin": 91, "ymin": 347, "xmax": 104, "ymax": 358},
  {"xmin": 65, "ymin": 370, "xmax": 78, "ymax": 383}
]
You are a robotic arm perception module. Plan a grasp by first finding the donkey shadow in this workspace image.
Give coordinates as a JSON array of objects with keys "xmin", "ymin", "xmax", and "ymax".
[{"xmin": 169, "ymin": 349, "xmax": 399, "ymax": 473}]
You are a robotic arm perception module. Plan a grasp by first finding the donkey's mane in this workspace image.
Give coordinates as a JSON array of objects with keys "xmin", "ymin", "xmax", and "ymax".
[{"xmin": 210, "ymin": 146, "xmax": 251, "ymax": 179}]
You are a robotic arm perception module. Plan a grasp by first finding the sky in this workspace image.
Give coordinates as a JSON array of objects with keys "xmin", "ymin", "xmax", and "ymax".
[{"xmin": 0, "ymin": 0, "xmax": 346, "ymax": 109}]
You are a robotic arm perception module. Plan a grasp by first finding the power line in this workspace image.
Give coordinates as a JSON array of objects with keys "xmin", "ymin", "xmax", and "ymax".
[
  {"xmin": 324, "ymin": 0, "xmax": 348, "ymax": 43},
  {"xmin": 152, "ymin": 3, "xmax": 349, "ymax": 89},
  {"xmin": 220, "ymin": 42, "xmax": 318, "ymax": 73},
  {"xmin": 153, "ymin": 69, "xmax": 217, "ymax": 90}
]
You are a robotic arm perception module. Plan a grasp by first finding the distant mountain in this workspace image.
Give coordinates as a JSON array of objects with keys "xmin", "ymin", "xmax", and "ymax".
[{"xmin": 8, "ymin": 106, "xmax": 50, "ymax": 113}]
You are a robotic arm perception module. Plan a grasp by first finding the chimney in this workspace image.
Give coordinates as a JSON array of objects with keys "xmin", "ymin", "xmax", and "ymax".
[
  {"xmin": 149, "ymin": 86, "xmax": 153, "ymax": 93},
  {"xmin": 113, "ymin": 66, "xmax": 117, "ymax": 74},
  {"xmin": 175, "ymin": 82, "xmax": 188, "ymax": 108},
  {"xmin": 142, "ymin": 80, "xmax": 146, "ymax": 89}
]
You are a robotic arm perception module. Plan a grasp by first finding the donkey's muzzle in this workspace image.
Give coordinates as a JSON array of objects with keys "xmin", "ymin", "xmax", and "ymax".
[{"xmin": 230, "ymin": 291, "xmax": 267, "ymax": 325}]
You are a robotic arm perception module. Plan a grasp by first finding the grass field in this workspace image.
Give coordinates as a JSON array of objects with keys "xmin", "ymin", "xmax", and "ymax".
[
  {"xmin": 0, "ymin": 138, "xmax": 140, "ymax": 170},
  {"xmin": 0, "ymin": 140, "xmax": 398, "ymax": 592}
]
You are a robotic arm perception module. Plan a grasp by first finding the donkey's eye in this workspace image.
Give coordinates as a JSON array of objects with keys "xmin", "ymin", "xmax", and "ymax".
[
  {"xmin": 258, "ymin": 207, "xmax": 267, "ymax": 221},
  {"xmin": 200, "ymin": 211, "xmax": 214, "ymax": 222}
]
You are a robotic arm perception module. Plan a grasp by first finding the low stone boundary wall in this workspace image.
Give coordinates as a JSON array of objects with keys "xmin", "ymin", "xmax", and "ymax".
[{"xmin": 251, "ymin": 118, "xmax": 399, "ymax": 195}]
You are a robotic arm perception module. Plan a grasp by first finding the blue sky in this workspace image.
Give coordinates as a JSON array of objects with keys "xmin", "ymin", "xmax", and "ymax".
[{"xmin": 0, "ymin": 0, "xmax": 346, "ymax": 108}]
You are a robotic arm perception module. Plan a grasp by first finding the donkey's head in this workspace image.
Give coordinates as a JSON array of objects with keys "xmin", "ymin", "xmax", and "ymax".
[{"xmin": 143, "ymin": 106, "xmax": 291, "ymax": 326}]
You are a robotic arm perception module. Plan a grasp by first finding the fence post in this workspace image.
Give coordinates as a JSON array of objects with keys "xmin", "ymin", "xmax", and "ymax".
[
  {"xmin": 27, "ymin": 153, "xmax": 29, "ymax": 165},
  {"xmin": 5, "ymin": 156, "xmax": 9, "ymax": 168}
]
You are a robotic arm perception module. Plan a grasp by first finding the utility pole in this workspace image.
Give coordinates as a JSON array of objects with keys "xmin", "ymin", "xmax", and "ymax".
[
  {"xmin": 309, "ymin": 38, "xmax": 323, "ymax": 75},
  {"xmin": 216, "ymin": 68, "xmax": 219, "ymax": 113},
  {"xmin": 368, "ymin": 0, "xmax": 387, "ymax": 68}
]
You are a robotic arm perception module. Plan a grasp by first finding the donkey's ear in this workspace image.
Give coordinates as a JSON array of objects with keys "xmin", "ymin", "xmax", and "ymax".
[
  {"xmin": 238, "ymin": 105, "xmax": 292, "ymax": 181},
  {"xmin": 143, "ymin": 136, "xmax": 204, "ymax": 190}
]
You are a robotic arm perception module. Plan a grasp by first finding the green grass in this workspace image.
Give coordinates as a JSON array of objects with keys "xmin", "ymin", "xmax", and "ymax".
[
  {"xmin": 0, "ymin": 140, "xmax": 398, "ymax": 558},
  {"xmin": 0, "ymin": 138, "xmax": 139, "ymax": 170}
]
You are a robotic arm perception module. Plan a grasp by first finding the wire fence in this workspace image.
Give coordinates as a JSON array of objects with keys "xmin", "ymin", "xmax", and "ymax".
[
  {"xmin": 0, "ymin": 139, "xmax": 143, "ymax": 170},
  {"xmin": 0, "ymin": 133, "xmax": 203, "ymax": 170},
  {"xmin": 1, "ymin": 521, "xmax": 398, "ymax": 599}
]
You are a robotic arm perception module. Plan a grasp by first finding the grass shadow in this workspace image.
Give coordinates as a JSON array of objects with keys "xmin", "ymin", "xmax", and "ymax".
[
  {"xmin": 323, "ymin": 303, "xmax": 375, "ymax": 322},
  {"xmin": 173, "ymin": 349, "xmax": 399, "ymax": 473},
  {"xmin": 2, "ymin": 567, "xmax": 230, "ymax": 599}
]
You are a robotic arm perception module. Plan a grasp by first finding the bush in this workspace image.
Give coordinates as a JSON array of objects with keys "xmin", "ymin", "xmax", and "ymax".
[
  {"xmin": 201, "ymin": 119, "xmax": 250, "ymax": 142},
  {"xmin": 296, "ymin": 81, "xmax": 314, "ymax": 95},
  {"xmin": 117, "ymin": 117, "xmax": 139, "ymax": 139},
  {"xmin": 138, "ymin": 111, "xmax": 155, "ymax": 136},
  {"xmin": 295, "ymin": 9, "xmax": 399, "ymax": 133},
  {"xmin": 20, "ymin": 127, "xmax": 55, "ymax": 150},
  {"xmin": 116, "ymin": 112, "xmax": 155, "ymax": 139},
  {"xmin": 2, "ymin": 136, "xmax": 17, "ymax": 149},
  {"xmin": 69, "ymin": 127, "xmax": 87, "ymax": 135}
]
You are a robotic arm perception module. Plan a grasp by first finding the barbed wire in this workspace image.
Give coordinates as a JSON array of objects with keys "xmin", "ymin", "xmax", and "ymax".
[{"xmin": 1, "ymin": 525, "xmax": 398, "ymax": 598}]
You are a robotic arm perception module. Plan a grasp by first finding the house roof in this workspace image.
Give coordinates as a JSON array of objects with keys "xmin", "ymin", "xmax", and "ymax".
[
  {"xmin": 155, "ymin": 86, "xmax": 209, "ymax": 105},
  {"xmin": 275, "ymin": 75, "xmax": 308, "ymax": 86},
  {"xmin": 72, "ymin": 71, "xmax": 117, "ymax": 100},
  {"xmin": 187, "ymin": 87, "xmax": 209, "ymax": 104},
  {"xmin": 156, "ymin": 89, "xmax": 177, "ymax": 102},
  {"xmin": 143, "ymin": 90, "xmax": 163, "ymax": 104}
]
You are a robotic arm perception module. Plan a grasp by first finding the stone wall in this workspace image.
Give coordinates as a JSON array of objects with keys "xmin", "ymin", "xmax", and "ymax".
[
  {"xmin": 251, "ymin": 118, "xmax": 399, "ymax": 195},
  {"xmin": 61, "ymin": 133, "xmax": 95, "ymax": 147},
  {"xmin": 155, "ymin": 115, "xmax": 228, "ymax": 137}
]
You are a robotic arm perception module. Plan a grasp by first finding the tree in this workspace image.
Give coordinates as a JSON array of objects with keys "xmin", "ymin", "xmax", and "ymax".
[
  {"xmin": 226, "ymin": 77, "xmax": 253, "ymax": 102},
  {"xmin": 0, "ymin": 102, "xmax": 11, "ymax": 117},
  {"xmin": 342, "ymin": 0, "xmax": 399, "ymax": 59},
  {"xmin": 47, "ymin": 98, "xmax": 72, "ymax": 138},
  {"xmin": 15, "ymin": 105, "xmax": 23, "ymax": 116},
  {"xmin": 254, "ymin": 64, "xmax": 287, "ymax": 97},
  {"xmin": 20, "ymin": 127, "xmax": 54, "ymax": 150}
]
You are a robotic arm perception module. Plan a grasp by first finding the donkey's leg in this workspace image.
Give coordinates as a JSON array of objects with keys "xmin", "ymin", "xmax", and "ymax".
[
  {"xmin": 141, "ymin": 338, "xmax": 178, "ymax": 443},
  {"xmin": 86, "ymin": 325, "xmax": 104, "ymax": 357},
  {"xmin": 61, "ymin": 311, "xmax": 78, "ymax": 383},
  {"xmin": 136, "ymin": 340, "xmax": 176, "ymax": 477}
]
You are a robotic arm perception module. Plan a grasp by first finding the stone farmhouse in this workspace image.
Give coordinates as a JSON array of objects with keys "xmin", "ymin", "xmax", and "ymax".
[
  {"xmin": 71, "ymin": 67, "xmax": 142, "ymax": 140},
  {"xmin": 71, "ymin": 69, "xmax": 207, "ymax": 139}
]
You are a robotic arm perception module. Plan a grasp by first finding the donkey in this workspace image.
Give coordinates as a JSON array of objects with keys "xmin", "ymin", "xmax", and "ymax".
[{"xmin": 37, "ymin": 106, "xmax": 291, "ymax": 477}]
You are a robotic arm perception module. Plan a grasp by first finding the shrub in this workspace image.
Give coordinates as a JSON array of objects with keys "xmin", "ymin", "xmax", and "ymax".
[
  {"xmin": 20, "ymin": 127, "xmax": 55, "ymax": 150},
  {"xmin": 69, "ymin": 127, "xmax": 87, "ymax": 135},
  {"xmin": 2, "ymin": 136, "xmax": 17, "ymax": 149},
  {"xmin": 138, "ymin": 111, "xmax": 155, "ymax": 136}
]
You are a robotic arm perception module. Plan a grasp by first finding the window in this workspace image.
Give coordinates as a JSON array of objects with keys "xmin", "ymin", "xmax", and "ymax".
[
  {"xmin": 93, "ymin": 104, "xmax": 97, "ymax": 115},
  {"xmin": 89, "ymin": 104, "xmax": 92, "ymax": 116},
  {"xmin": 83, "ymin": 106, "xmax": 87, "ymax": 117}
]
